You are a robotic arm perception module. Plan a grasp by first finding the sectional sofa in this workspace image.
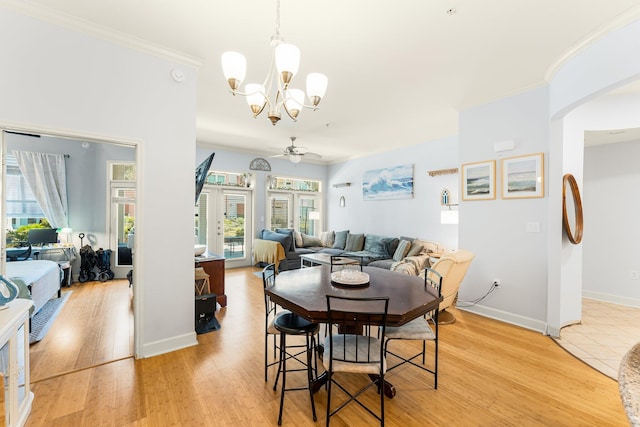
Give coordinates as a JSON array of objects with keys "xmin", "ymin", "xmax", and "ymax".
[{"xmin": 254, "ymin": 228, "xmax": 439, "ymax": 275}]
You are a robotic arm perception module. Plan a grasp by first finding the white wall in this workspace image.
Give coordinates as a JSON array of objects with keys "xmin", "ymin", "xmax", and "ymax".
[
  {"xmin": 584, "ymin": 139, "xmax": 640, "ymax": 304},
  {"xmin": 327, "ymin": 136, "xmax": 459, "ymax": 251},
  {"xmin": 0, "ymin": 7, "xmax": 198, "ymax": 357},
  {"xmin": 457, "ymin": 87, "xmax": 550, "ymax": 332}
]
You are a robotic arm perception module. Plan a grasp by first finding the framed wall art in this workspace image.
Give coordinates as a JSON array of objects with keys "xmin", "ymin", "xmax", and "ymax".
[
  {"xmin": 363, "ymin": 163, "xmax": 414, "ymax": 200},
  {"xmin": 461, "ymin": 160, "xmax": 496, "ymax": 201},
  {"xmin": 501, "ymin": 153, "xmax": 544, "ymax": 199}
]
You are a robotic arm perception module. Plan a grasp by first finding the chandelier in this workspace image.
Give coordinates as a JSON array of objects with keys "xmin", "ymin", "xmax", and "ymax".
[{"xmin": 221, "ymin": 0, "xmax": 328, "ymax": 126}]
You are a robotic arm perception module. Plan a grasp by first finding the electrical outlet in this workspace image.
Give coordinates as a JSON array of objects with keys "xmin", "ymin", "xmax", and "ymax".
[
  {"xmin": 631, "ymin": 271, "xmax": 639, "ymax": 280},
  {"xmin": 492, "ymin": 278, "xmax": 501, "ymax": 287}
]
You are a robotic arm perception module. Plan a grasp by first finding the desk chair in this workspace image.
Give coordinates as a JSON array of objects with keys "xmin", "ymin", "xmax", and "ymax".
[
  {"xmin": 324, "ymin": 295, "xmax": 389, "ymax": 427},
  {"xmin": 383, "ymin": 268, "xmax": 442, "ymax": 388}
]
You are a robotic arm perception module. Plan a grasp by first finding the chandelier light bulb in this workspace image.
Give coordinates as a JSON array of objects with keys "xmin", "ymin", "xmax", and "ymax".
[
  {"xmin": 275, "ymin": 43, "xmax": 300, "ymax": 85},
  {"xmin": 221, "ymin": 51, "xmax": 247, "ymax": 91},
  {"xmin": 306, "ymin": 73, "xmax": 328, "ymax": 107},
  {"xmin": 245, "ymin": 83, "xmax": 266, "ymax": 115},
  {"xmin": 284, "ymin": 88, "xmax": 305, "ymax": 119}
]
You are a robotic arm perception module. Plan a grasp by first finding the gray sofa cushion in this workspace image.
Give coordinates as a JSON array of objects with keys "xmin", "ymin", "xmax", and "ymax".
[
  {"xmin": 393, "ymin": 239, "xmax": 412, "ymax": 261},
  {"xmin": 332, "ymin": 230, "xmax": 349, "ymax": 249},
  {"xmin": 275, "ymin": 228, "xmax": 296, "ymax": 252},
  {"xmin": 261, "ymin": 230, "xmax": 292, "ymax": 254},
  {"xmin": 345, "ymin": 233, "xmax": 365, "ymax": 251},
  {"xmin": 363, "ymin": 234, "xmax": 399, "ymax": 258},
  {"xmin": 368, "ymin": 259, "xmax": 395, "ymax": 269}
]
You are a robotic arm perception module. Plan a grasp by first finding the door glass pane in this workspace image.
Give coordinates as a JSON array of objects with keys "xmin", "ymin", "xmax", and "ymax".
[
  {"xmin": 195, "ymin": 193, "xmax": 207, "ymax": 245},
  {"xmin": 113, "ymin": 188, "xmax": 135, "ymax": 266},
  {"xmin": 270, "ymin": 196, "xmax": 290, "ymax": 230},
  {"xmin": 298, "ymin": 197, "xmax": 318, "ymax": 235},
  {"xmin": 224, "ymin": 194, "xmax": 245, "ymax": 259}
]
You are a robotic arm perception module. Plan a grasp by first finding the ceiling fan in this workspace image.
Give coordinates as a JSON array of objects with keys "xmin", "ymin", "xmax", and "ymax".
[{"xmin": 270, "ymin": 137, "xmax": 322, "ymax": 163}]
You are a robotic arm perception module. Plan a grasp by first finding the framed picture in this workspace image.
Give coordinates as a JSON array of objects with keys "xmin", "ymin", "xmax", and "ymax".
[
  {"xmin": 363, "ymin": 164, "xmax": 414, "ymax": 200},
  {"xmin": 501, "ymin": 153, "xmax": 544, "ymax": 199},
  {"xmin": 461, "ymin": 160, "xmax": 496, "ymax": 201}
]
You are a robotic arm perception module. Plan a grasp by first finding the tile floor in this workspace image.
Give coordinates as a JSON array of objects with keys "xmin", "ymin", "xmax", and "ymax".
[{"xmin": 553, "ymin": 298, "xmax": 640, "ymax": 380}]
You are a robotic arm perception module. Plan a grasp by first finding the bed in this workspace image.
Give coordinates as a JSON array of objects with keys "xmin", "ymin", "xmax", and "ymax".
[{"xmin": 6, "ymin": 260, "xmax": 61, "ymax": 316}]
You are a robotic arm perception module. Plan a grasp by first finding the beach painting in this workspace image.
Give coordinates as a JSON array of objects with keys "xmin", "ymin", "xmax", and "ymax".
[
  {"xmin": 461, "ymin": 160, "xmax": 496, "ymax": 201},
  {"xmin": 502, "ymin": 153, "xmax": 544, "ymax": 199},
  {"xmin": 363, "ymin": 164, "xmax": 414, "ymax": 200}
]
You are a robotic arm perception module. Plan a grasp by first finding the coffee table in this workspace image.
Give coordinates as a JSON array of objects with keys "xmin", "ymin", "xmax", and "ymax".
[{"xmin": 299, "ymin": 252, "xmax": 360, "ymax": 268}]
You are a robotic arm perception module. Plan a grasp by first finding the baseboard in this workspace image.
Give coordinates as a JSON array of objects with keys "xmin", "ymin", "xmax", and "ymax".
[
  {"xmin": 138, "ymin": 331, "xmax": 198, "ymax": 358},
  {"xmin": 457, "ymin": 304, "xmax": 547, "ymax": 335},
  {"xmin": 583, "ymin": 290, "xmax": 640, "ymax": 308}
]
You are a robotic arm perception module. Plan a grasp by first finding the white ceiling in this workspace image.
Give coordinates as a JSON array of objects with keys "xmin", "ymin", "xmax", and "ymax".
[{"xmin": 14, "ymin": 0, "xmax": 640, "ymax": 163}]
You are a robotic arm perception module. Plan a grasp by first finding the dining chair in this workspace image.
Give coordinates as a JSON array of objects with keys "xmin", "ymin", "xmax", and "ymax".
[
  {"xmin": 330, "ymin": 255, "xmax": 363, "ymax": 272},
  {"xmin": 383, "ymin": 268, "xmax": 442, "ymax": 388},
  {"xmin": 323, "ymin": 294, "xmax": 390, "ymax": 427}
]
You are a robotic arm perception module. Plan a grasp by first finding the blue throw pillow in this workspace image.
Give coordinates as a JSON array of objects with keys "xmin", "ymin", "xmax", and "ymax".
[
  {"xmin": 275, "ymin": 228, "xmax": 296, "ymax": 252},
  {"xmin": 262, "ymin": 230, "xmax": 293, "ymax": 253},
  {"xmin": 332, "ymin": 230, "xmax": 349, "ymax": 249}
]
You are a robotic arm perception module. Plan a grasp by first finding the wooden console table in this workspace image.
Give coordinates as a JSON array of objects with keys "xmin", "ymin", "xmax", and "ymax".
[{"xmin": 195, "ymin": 253, "xmax": 226, "ymax": 307}]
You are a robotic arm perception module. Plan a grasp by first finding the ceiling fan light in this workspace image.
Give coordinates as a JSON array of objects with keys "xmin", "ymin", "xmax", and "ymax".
[
  {"xmin": 289, "ymin": 153, "xmax": 302, "ymax": 163},
  {"xmin": 306, "ymin": 73, "xmax": 328, "ymax": 106},
  {"xmin": 275, "ymin": 43, "xmax": 300, "ymax": 84},
  {"xmin": 221, "ymin": 51, "xmax": 246, "ymax": 91}
]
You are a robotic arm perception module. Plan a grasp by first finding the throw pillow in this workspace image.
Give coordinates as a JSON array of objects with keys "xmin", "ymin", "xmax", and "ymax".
[
  {"xmin": 319, "ymin": 230, "xmax": 335, "ymax": 247},
  {"xmin": 301, "ymin": 233, "xmax": 323, "ymax": 247},
  {"xmin": 344, "ymin": 233, "xmax": 365, "ymax": 252},
  {"xmin": 261, "ymin": 230, "xmax": 293, "ymax": 253},
  {"xmin": 294, "ymin": 230, "xmax": 303, "ymax": 248},
  {"xmin": 275, "ymin": 228, "xmax": 296, "ymax": 252},
  {"xmin": 406, "ymin": 240, "xmax": 424, "ymax": 257},
  {"xmin": 363, "ymin": 234, "xmax": 388, "ymax": 257},
  {"xmin": 393, "ymin": 239, "xmax": 412, "ymax": 261},
  {"xmin": 332, "ymin": 230, "xmax": 349, "ymax": 249}
]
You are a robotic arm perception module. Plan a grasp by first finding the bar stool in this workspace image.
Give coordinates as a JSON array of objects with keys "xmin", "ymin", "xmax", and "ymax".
[
  {"xmin": 273, "ymin": 312, "xmax": 319, "ymax": 426},
  {"xmin": 194, "ymin": 267, "xmax": 210, "ymax": 295}
]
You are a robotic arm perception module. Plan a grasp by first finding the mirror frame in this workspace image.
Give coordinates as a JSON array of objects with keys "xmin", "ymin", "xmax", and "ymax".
[{"xmin": 562, "ymin": 173, "xmax": 584, "ymax": 244}]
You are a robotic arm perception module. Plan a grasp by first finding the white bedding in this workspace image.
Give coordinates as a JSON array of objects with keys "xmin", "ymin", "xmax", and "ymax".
[{"xmin": 6, "ymin": 260, "xmax": 61, "ymax": 316}]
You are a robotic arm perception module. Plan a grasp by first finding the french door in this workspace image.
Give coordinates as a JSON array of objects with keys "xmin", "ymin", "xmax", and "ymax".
[
  {"xmin": 267, "ymin": 191, "xmax": 321, "ymax": 235},
  {"xmin": 196, "ymin": 186, "xmax": 253, "ymax": 268}
]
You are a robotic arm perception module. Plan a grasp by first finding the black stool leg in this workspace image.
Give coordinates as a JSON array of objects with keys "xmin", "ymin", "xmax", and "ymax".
[
  {"xmin": 277, "ymin": 332, "xmax": 286, "ymax": 426},
  {"xmin": 306, "ymin": 332, "xmax": 317, "ymax": 422}
]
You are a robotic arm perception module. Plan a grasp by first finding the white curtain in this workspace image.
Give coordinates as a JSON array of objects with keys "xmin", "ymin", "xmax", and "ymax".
[{"xmin": 12, "ymin": 150, "xmax": 69, "ymax": 228}]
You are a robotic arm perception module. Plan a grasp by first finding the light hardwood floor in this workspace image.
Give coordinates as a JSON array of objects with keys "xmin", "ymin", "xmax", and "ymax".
[{"xmin": 26, "ymin": 268, "xmax": 628, "ymax": 426}]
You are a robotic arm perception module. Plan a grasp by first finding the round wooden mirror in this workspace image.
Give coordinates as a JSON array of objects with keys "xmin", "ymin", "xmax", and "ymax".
[{"xmin": 562, "ymin": 174, "xmax": 583, "ymax": 244}]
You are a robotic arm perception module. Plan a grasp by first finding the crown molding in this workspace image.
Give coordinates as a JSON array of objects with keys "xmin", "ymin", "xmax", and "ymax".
[
  {"xmin": 544, "ymin": 5, "xmax": 640, "ymax": 82},
  {"xmin": 0, "ymin": 0, "xmax": 202, "ymax": 69}
]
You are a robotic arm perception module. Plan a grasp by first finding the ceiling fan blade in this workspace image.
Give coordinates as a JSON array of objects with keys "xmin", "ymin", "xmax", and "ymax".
[
  {"xmin": 302, "ymin": 152, "xmax": 322, "ymax": 159},
  {"xmin": 269, "ymin": 153, "xmax": 287, "ymax": 158}
]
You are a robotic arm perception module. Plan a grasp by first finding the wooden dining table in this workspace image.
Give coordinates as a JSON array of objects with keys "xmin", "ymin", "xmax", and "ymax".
[{"xmin": 265, "ymin": 264, "xmax": 442, "ymax": 398}]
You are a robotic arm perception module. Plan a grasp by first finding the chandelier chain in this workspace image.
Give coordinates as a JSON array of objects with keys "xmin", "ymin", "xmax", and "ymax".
[{"xmin": 275, "ymin": 0, "xmax": 281, "ymax": 37}]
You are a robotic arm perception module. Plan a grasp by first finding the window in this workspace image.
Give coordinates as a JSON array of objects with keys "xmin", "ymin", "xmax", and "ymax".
[
  {"xmin": 5, "ymin": 154, "xmax": 45, "ymax": 230},
  {"xmin": 267, "ymin": 175, "xmax": 322, "ymax": 235}
]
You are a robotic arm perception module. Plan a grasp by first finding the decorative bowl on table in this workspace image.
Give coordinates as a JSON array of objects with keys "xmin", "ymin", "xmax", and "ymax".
[
  {"xmin": 330, "ymin": 269, "xmax": 370, "ymax": 287},
  {"xmin": 195, "ymin": 244, "xmax": 207, "ymax": 256}
]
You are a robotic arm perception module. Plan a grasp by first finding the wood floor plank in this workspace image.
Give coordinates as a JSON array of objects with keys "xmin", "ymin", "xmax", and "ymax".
[{"xmin": 26, "ymin": 267, "xmax": 628, "ymax": 426}]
